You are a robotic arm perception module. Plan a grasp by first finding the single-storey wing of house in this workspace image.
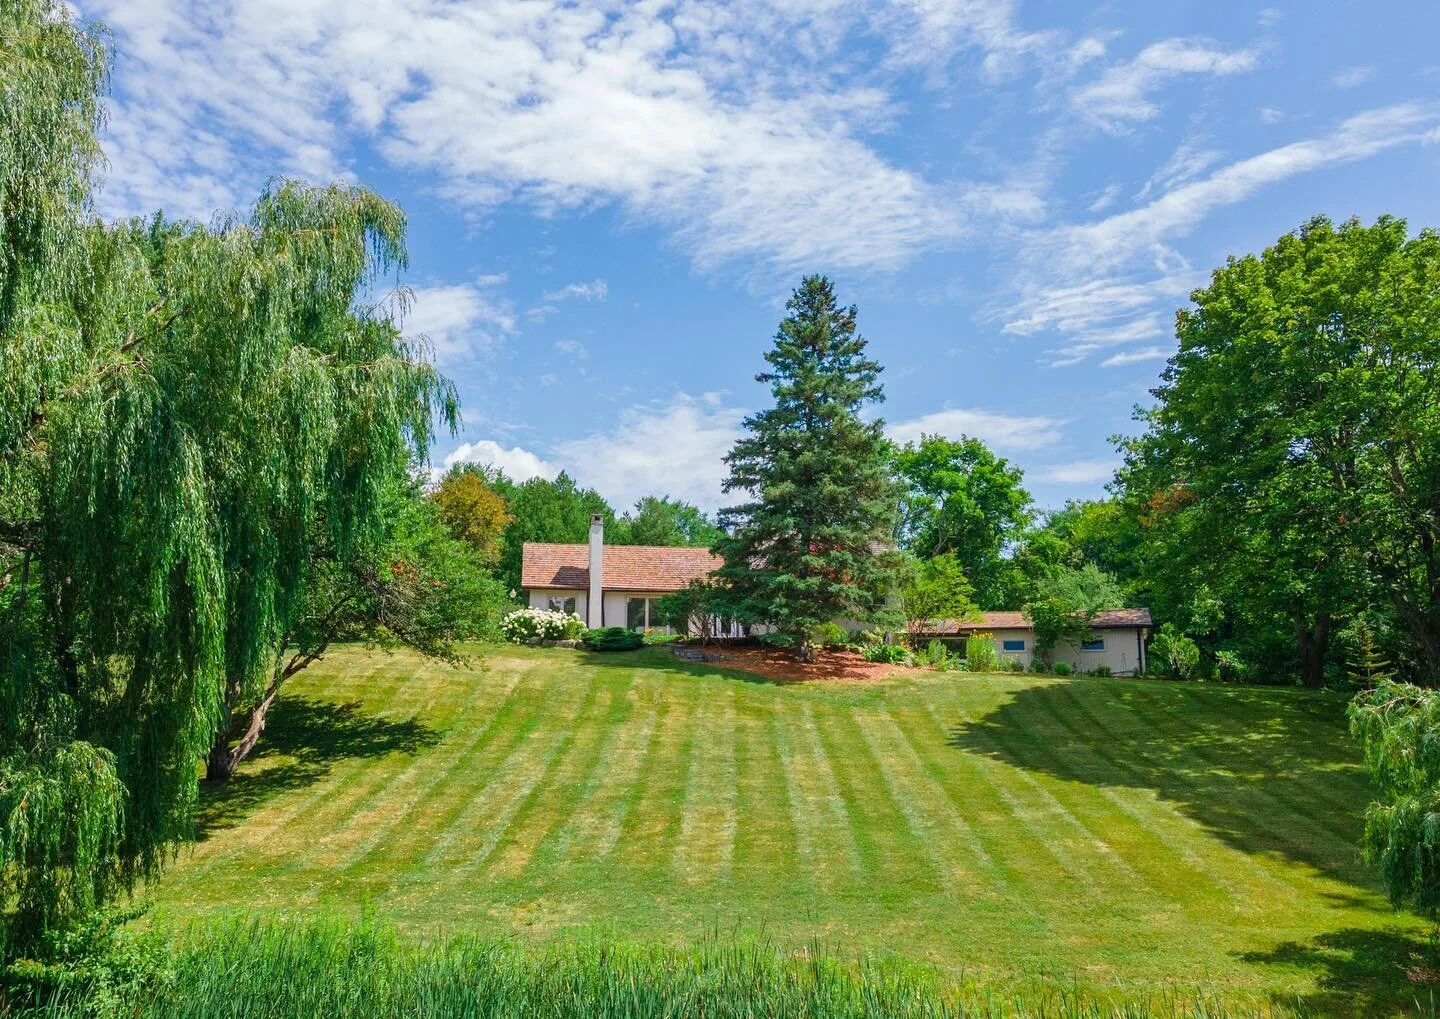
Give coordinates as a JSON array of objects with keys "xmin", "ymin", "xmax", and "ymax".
[
  {"xmin": 922, "ymin": 609, "xmax": 1153, "ymax": 675},
  {"xmin": 522, "ymin": 514, "xmax": 725, "ymax": 632}
]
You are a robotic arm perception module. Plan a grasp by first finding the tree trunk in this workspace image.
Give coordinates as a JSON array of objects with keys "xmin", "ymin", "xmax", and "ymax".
[
  {"xmin": 205, "ymin": 675, "xmax": 284, "ymax": 782},
  {"xmin": 794, "ymin": 637, "xmax": 815, "ymax": 664},
  {"xmin": 1296, "ymin": 612, "xmax": 1331, "ymax": 689}
]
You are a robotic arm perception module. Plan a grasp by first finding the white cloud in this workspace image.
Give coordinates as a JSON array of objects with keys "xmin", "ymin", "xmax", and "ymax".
[
  {"xmin": 404, "ymin": 277, "xmax": 516, "ymax": 362},
  {"xmin": 542, "ymin": 280, "xmax": 608, "ymax": 303},
  {"xmin": 1088, "ymin": 183, "xmax": 1121, "ymax": 213},
  {"xmin": 1052, "ymin": 104, "xmax": 1440, "ymax": 275},
  {"xmin": 1034, "ymin": 459, "xmax": 1119, "ymax": 485},
  {"xmin": 1071, "ymin": 39, "xmax": 1258, "ymax": 133},
  {"xmin": 886, "ymin": 408, "xmax": 1064, "ymax": 451},
  {"xmin": 1259, "ymin": 106, "xmax": 1284, "ymax": 124},
  {"xmin": 554, "ymin": 393, "xmax": 747, "ymax": 512},
  {"xmin": 553, "ymin": 339, "xmax": 588, "ymax": 361},
  {"xmin": 1136, "ymin": 138, "xmax": 1223, "ymax": 199},
  {"xmin": 1332, "ymin": 66, "xmax": 1373, "ymax": 89},
  {"xmin": 434, "ymin": 440, "xmax": 560, "ymax": 484},
  {"xmin": 1101, "ymin": 346, "xmax": 1171, "ymax": 368},
  {"xmin": 85, "ymin": 0, "xmax": 1023, "ymax": 274}
]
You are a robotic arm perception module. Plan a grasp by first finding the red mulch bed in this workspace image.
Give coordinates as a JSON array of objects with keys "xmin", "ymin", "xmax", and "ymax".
[{"xmin": 676, "ymin": 644, "xmax": 917, "ymax": 683}]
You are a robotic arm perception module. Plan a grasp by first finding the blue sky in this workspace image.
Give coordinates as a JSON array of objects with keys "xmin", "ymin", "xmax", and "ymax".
[{"xmin": 81, "ymin": 0, "xmax": 1440, "ymax": 513}]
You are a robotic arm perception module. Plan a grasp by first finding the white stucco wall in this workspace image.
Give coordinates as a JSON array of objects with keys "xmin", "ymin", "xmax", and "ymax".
[{"xmin": 943, "ymin": 627, "xmax": 1148, "ymax": 675}]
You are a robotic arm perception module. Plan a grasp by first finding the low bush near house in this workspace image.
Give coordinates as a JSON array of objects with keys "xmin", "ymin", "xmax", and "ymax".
[
  {"xmin": 582, "ymin": 627, "xmax": 644, "ymax": 652},
  {"xmin": 642, "ymin": 630, "xmax": 680, "ymax": 645},
  {"xmin": 964, "ymin": 634, "xmax": 998, "ymax": 673},
  {"xmin": 1051, "ymin": 662, "xmax": 1072, "ymax": 677},
  {"xmin": 1003, "ymin": 656, "xmax": 1024, "ymax": 672},
  {"xmin": 810, "ymin": 622, "xmax": 850, "ymax": 649},
  {"xmin": 1150, "ymin": 623, "xmax": 1200, "ymax": 679},
  {"xmin": 501, "ymin": 608, "xmax": 585, "ymax": 644},
  {"xmin": 862, "ymin": 643, "xmax": 910, "ymax": 665},
  {"xmin": 1088, "ymin": 665, "xmax": 1112, "ymax": 678},
  {"xmin": 920, "ymin": 640, "xmax": 949, "ymax": 669},
  {"xmin": 758, "ymin": 632, "xmax": 795, "ymax": 649}
]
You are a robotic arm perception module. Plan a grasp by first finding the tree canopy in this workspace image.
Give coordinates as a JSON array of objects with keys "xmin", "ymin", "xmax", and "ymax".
[
  {"xmin": 715, "ymin": 275, "xmax": 900, "ymax": 661},
  {"xmin": 1, "ymin": 0, "xmax": 455, "ymax": 949},
  {"xmin": 612, "ymin": 496, "xmax": 725, "ymax": 548},
  {"xmin": 1118, "ymin": 215, "xmax": 1439, "ymax": 685}
]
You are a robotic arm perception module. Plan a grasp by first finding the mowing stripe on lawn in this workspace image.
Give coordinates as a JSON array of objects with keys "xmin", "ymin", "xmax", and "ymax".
[
  {"xmin": 615, "ymin": 672, "xmax": 700, "ymax": 883},
  {"xmin": 770, "ymin": 699, "xmax": 865, "ymax": 889},
  {"xmin": 672, "ymin": 679, "xmax": 738, "ymax": 885}
]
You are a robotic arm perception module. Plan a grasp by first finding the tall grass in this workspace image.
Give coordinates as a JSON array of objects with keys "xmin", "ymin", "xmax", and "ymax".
[{"xmin": 21, "ymin": 916, "xmax": 1310, "ymax": 1018}]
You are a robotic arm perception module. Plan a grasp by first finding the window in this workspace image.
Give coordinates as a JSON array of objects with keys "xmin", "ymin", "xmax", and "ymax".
[
  {"xmin": 547, "ymin": 596, "xmax": 577, "ymax": 614},
  {"xmin": 626, "ymin": 597, "xmax": 671, "ymax": 632},
  {"xmin": 1002, "ymin": 639, "xmax": 1026, "ymax": 652},
  {"xmin": 1081, "ymin": 638, "xmax": 1105, "ymax": 651}
]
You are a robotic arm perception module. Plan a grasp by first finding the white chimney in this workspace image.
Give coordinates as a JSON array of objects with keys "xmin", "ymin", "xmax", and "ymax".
[{"xmin": 588, "ymin": 514, "xmax": 604, "ymax": 628}]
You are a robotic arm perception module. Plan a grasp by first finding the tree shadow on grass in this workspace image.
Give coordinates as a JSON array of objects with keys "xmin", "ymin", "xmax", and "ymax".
[
  {"xmin": 195, "ymin": 697, "xmax": 441, "ymax": 839},
  {"xmin": 1237, "ymin": 926, "xmax": 1440, "ymax": 1017},
  {"xmin": 947, "ymin": 678, "xmax": 1374, "ymax": 886}
]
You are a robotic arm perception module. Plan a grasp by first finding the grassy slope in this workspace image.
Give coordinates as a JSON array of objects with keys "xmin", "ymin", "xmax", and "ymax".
[{"xmin": 150, "ymin": 645, "xmax": 1428, "ymax": 1013}]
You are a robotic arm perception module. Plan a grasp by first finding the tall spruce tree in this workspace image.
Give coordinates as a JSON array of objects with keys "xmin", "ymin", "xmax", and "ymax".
[{"xmin": 715, "ymin": 276, "xmax": 899, "ymax": 662}]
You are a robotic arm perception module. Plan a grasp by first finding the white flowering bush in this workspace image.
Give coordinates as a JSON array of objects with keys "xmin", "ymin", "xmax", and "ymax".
[{"xmin": 501, "ymin": 607, "xmax": 585, "ymax": 644}]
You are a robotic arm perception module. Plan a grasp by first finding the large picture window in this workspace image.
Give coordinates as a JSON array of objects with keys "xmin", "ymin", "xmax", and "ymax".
[{"xmin": 627, "ymin": 598, "xmax": 648, "ymax": 631}]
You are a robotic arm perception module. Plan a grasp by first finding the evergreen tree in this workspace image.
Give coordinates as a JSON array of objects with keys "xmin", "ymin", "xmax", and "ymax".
[{"xmin": 715, "ymin": 276, "xmax": 899, "ymax": 662}]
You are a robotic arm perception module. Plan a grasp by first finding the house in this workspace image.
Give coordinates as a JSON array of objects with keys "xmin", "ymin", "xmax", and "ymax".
[
  {"xmin": 922, "ymin": 609, "xmax": 1153, "ymax": 675},
  {"xmin": 521, "ymin": 514, "xmax": 727, "ymax": 633},
  {"xmin": 521, "ymin": 515, "xmax": 1152, "ymax": 672}
]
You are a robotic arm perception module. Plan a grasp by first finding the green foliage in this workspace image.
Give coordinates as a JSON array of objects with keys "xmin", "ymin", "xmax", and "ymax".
[
  {"xmin": 861, "ymin": 643, "xmax": 910, "ymax": 665},
  {"xmin": 811, "ymin": 622, "xmax": 850, "ymax": 649},
  {"xmin": 641, "ymin": 631, "xmax": 681, "ymax": 646},
  {"xmin": 491, "ymin": 471, "xmax": 613, "ymax": 593},
  {"xmin": 964, "ymin": 635, "xmax": 999, "ymax": 673},
  {"xmin": 611, "ymin": 496, "xmax": 725, "ymax": 548},
  {"xmin": 1345, "ymin": 617, "xmax": 1395, "ymax": 689},
  {"xmin": 894, "ymin": 434, "xmax": 1034, "ymax": 608},
  {"xmin": 1023, "ymin": 565, "xmax": 1125, "ymax": 662},
  {"xmin": 1118, "ymin": 216, "xmax": 1440, "ymax": 686},
  {"xmin": 920, "ymin": 640, "xmax": 949, "ymax": 669},
  {"xmin": 899, "ymin": 551, "xmax": 978, "ymax": 642},
  {"xmin": 714, "ymin": 276, "xmax": 901, "ymax": 661},
  {"xmin": 13, "ymin": 915, "xmax": 1284, "ymax": 1019},
  {"xmin": 655, "ymin": 577, "xmax": 734, "ymax": 642},
  {"xmin": 1003, "ymin": 656, "xmax": 1025, "ymax": 673},
  {"xmin": 582, "ymin": 627, "xmax": 644, "ymax": 652},
  {"xmin": 1, "ymin": 0, "xmax": 457, "ymax": 949},
  {"xmin": 1149, "ymin": 624, "xmax": 1200, "ymax": 680},
  {"xmin": 1349, "ymin": 682, "xmax": 1440, "ymax": 916},
  {"xmin": 1051, "ymin": 662, "xmax": 1072, "ymax": 677},
  {"xmin": 1, "ymin": 905, "xmax": 168, "ymax": 1015}
]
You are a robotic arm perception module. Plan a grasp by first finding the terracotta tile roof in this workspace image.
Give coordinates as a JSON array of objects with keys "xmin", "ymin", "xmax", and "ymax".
[
  {"xmin": 924, "ymin": 607, "xmax": 1152, "ymax": 635},
  {"xmin": 521, "ymin": 543, "xmax": 722, "ymax": 593}
]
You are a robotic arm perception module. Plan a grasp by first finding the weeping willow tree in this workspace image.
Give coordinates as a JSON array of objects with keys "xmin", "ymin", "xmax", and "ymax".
[{"xmin": 1, "ymin": 0, "xmax": 456, "ymax": 953}]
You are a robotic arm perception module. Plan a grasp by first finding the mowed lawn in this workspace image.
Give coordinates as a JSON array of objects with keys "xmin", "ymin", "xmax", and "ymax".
[{"xmin": 152, "ymin": 645, "xmax": 1428, "ymax": 1011}]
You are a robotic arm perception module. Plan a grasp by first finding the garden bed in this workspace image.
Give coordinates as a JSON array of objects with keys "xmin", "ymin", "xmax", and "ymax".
[{"xmin": 673, "ymin": 643, "xmax": 916, "ymax": 683}]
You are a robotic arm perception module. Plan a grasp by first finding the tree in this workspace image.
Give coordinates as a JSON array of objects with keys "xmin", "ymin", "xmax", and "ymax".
[
  {"xmin": 714, "ymin": 275, "xmax": 900, "ymax": 662},
  {"xmin": 612, "ymin": 496, "xmax": 725, "ymax": 547},
  {"xmin": 656, "ymin": 577, "xmax": 734, "ymax": 644},
  {"xmin": 1023, "ymin": 564, "xmax": 1125, "ymax": 664},
  {"xmin": 1349, "ymin": 682, "xmax": 1440, "ymax": 916},
  {"xmin": 492, "ymin": 472, "xmax": 613, "ymax": 594},
  {"xmin": 1, "ymin": 0, "xmax": 455, "ymax": 948},
  {"xmin": 893, "ymin": 434, "xmax": 1035, "ymax": 608},
  {"xmin": 1149, "ymin": 623, "xmax": 1200, "ymax": 679},
  {"xmin": 900, "ymin": 552, "xmax": 979, "ymax": 645},
  {"xmin": 433, "ymin": 464, "xmax": 512, "ymax": 567},
  {"xmin": 1119, "ymin": 217, "xmax": 1440, "ymax": 685},
  {"xmin": 206, "ymin": 469, "xmax": 505, "ymax": 781}
]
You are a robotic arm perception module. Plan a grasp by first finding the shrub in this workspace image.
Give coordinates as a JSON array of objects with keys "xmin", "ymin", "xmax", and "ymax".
[
  {"xmin": 1052, "ymin": 662, "xmax": 1072, "ymax": 676},
  {"xmin": 1089, "ymin": 665, "xmax": 1112, "ymax": 678},
  {"xmin": 810, "ymin": 622, "xmax": 850, "ymax": 649},
  {"xmin": 920, "ymin": 640, "xmax": 949, "ymax": 669},
  {"xmin": 501, "ymin": 608, "xmax": 585, "ymax": 644},
  {"xmin": 1003, "ymin": 656, "xmax": 1024, "ymax": 672},
  {"xmin": 642, "ymin": 630, "xmax": 680, "ymax": 646},
  {"xmin": 758, "ymin": 632, "xmax": 795, "ymax": 649},
  {"xmin": 582, "ymin": 627, "xmax": 644, "ymax": 652},
  {"xmin": 1214, "ymin": 649, "xmax": 1248, "ymax": 683},
  {"xmin": 862, "ymin": 643, "xmax": 910, "ymax": 665},
  {"xmin": 964, "ymin": 634, "xmax": 999, "ymax": 673},
  {"xmin": 1029, "ymin": 660, "xmax": 1050, "ymax": 674},
  {"xmin": 1150, "ymin": 623, "xmax": 1200, "ymax": 679}
]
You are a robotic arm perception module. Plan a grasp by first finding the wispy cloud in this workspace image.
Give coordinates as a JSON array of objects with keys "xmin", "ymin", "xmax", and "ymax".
[
  {"xmin": 433, "ymin": 439, "xmax": 560, "ymax": 484},
  {"xmin": 1070, "ymin": 39, "xmax": 1258, "ymax": 133},
  {"xmin": 405, "ymin": 277, "xmax": 516, "ymax": 362},
  {"xmin": 542, "ymin": 279, "xmax": 608, "ymax": 303},
  {"xmin": 1101, "ymin": 346, "xmax": 1171, "ymax": 368},
  {"xmin": 1332, "ymin": 66, "xmax": 1374, "ymax": 89},
  {"xmin": 886, "ymin": 408, "xmax": 1064, "ymax": 452},
  {"xmin": 1035, "ymin": 459, "xmax": 1119, "ymax": 485}
]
